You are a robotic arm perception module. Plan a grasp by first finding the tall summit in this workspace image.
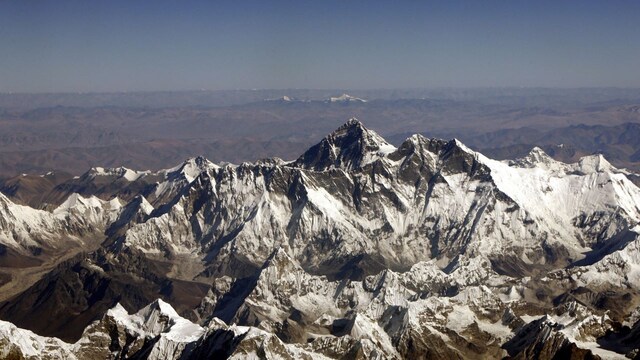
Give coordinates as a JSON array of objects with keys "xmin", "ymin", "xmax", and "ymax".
[{"xmin": 292, "ymin": 118, "xmax": 396, "ymax": 171}]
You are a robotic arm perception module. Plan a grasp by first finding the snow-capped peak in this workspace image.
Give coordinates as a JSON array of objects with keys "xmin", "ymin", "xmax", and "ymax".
[
  {"xmin": 329, "ymin": 93, "xmax": 367, "ymax": 103},
  {"xmin": 53, "ymin": 193, "xmax": 111, "ymax": 215},
  {"xmin": 291, "ymin": 118, "xmax": 396, "ymax": 171},
  {"xmin": 136, "ymin": 299, "xmax": 181, "ymax": 330},
  {"xmin": 165, "ymin": 156, "xmax": 218, "ymax": 183},
  {"xmin": 85, "ymin": 166, "xmax": 148, "ymax": 182},
  {"xmin": 526, "ymin": 146, "xmax": 551, "ymax": 162},
  {"xmin": 576, "ymin": 153, "xmax": 612, "ymax": 174},
  {"xmin": 510, "ymin": 146, "xmax": 559, "ymax": 169},
  {"xmin": 108, "ymin": 299, "xmax": 204, "ymax": 342},
  {"xmin": 265, "ymin": 95, "xmax": 299, "ymax": 102}
]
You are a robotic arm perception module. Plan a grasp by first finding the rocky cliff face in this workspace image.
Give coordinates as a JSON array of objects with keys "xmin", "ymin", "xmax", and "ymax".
[{"xmin": 1, "ymin": 119, "xmax": 639, "ymax": 359}]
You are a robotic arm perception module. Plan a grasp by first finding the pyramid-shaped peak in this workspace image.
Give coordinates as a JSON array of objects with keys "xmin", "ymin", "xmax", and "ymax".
[
  {"xmin": 106, "ymin": 303, "xmax": 129, "ymax": 320},
  {"xmin": 165, "ymin": 155, "xmax": 218, "ymax": 182},
  {"xmin": 329, "ymin": 118, "xmax": 382, "ymax": 140},
  {"xmin": 153, "ymin": 298, "xmax": 180, "ymax": 317},
  {"xmin": 134, "ymin": 298, "xmax": 183, "ymax": 334},
  {"xmin": 576, "ymin": 153, "xmax": 612, "ymax": 173},
  {"xmin": 54, "ymin": 193, "xmax": 104, "ymax": 215},
  {"xmin": 291, "ymin": 119, "xmax": 396, "ymax": 171},
  {"xmin": 526, "ymin": 146, "xmax": 553, "ymax": 161},
  {"xmin": 396, "ymin": 134, "xmax": 447, "ymax": 155},
  {"xmin": 183, "ymin": 155, "xmax": 215, "ymax": 169},
  {"xmin": 437, "ymin": 138, "xmax": 481, "ymax": 163},
  {"xmin": 104, "ymin": 299, "xmax": 203, "ymax": 341},
  {"xmin": 508, "ymin": 146, "xmax": 561, "ymax": 169},
  {"xmin": 137, "ymin": 298, "xmax": 180, "ymax": 318}
]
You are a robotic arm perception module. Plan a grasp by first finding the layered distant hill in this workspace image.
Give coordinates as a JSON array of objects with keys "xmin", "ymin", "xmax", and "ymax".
[{"xmin": 1, "ymin": 89, "xmax": 640, "ymax": 178}]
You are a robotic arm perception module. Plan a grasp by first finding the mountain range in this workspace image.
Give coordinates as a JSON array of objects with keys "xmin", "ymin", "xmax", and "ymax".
[
  {"xmin": 1, "ymin": 119, "xmax": 640, "ymax": 359},
  {"xmin": 1, "ymin": 91, "xmax": 640, "ymax": 178}
]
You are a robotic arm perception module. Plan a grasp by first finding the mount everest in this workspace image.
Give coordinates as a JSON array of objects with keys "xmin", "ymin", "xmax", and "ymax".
[{"xmin": 1, "ymin": 119, "xmax": 640, "ymax": 359}]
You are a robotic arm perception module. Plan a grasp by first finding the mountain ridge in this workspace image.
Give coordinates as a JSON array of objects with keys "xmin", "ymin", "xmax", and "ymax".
[{"xmin": 1, "ymin": 119, "xmax": 640, "ymax": 358}]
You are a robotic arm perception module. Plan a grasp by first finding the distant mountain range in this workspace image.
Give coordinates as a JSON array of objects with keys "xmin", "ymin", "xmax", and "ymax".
[
  {"xmin": 2, "ymin": 88, "xmax": 640, "ymax": 108},
  {"xmin": 1, "ymin": 92, "xmax": 640, "ymax": 178},
  {"xmin": 1, "ymin": 120, "xmax": 639, "ymax": 358}
]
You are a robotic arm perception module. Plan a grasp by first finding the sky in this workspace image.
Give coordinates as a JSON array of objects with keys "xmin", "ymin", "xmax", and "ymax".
[{"xmin": 1, "ymin": 0, "xmax": 639, "ymax": 92}]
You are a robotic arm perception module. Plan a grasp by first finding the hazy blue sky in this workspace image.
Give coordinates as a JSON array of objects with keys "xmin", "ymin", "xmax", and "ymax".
[{"xmin": 1, "ymin": 1, "xmax": 639, "ymax": 92}]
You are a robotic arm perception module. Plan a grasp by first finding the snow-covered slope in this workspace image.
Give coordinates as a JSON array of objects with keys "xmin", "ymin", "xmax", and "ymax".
[
  {"xmin": 0, "ymin": 191, "xmax": 121, "ymax": 256},
  {"xmin": 106, "ymin": 119, "xmax": 640, "ymax": 283}
]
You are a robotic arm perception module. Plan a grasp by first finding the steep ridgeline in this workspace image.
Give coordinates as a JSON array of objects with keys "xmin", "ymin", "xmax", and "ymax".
[{"xmin": 1, "ymin": 119, "xmax": 640, "ymax": 359}]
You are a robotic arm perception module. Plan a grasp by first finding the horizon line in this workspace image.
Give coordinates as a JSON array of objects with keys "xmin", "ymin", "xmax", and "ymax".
[{"xmin": 3, "ymin": 86, "xmax": 640, "ymax": 96}]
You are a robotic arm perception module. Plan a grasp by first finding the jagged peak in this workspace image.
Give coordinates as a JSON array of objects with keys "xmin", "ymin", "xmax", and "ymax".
[
  {"xmin": 131, "ymin": 299, "xmax": 183, "ymax": 334},
  {"xmin": 138, "ymin": 298, "xmax": 181, "ymax": 319},
  {"xmin": 338, "ymin": 117, "xmax": 365, "ymax": 130},
  {"xmin": 255, "ymin": 157, "xmax": 287, "ymax": 167},
  {"xmin": 204, "ymin": 316, "xmax": 229, "ymax": 330},
  {"xmin": 397, "ymin": 135, "xmax": 477, "ymax": 157},
  {"xmin": 439, "ymin": 138, "xmax": 480, "ymax": 159},
  {"xmin": 396, "ymin": 134, "xmax": 445, "ymax": 154},
  {"xmin": 329, "ymin": 94, "xmax": 367, "ymax": 103},
  {"xmin": 84, "ymin": 166, "xmax": 149, "ymax": 182},
  {"xmin": 432, "ymin": 138, "xmax": 493, "ymax": 179},
  {"xmin": 391, "ymin": 134, "xmax": 492, "ymax": 179},
  {"xmin": 510, "ymin": 146, "xmax": 559, "ymax": 169},
  {"xmin": 576, "ymin": 153, "xmax": 612, "ymax": 173},
  {"xmin": 291, "ymin": 119, "xmax": 396, "ymax": 171},
  {"xmin": 105, "ymin": 299, "xmax": 204, "ymax": 342},
  {"xmin": 530, "ymin": 146, "xmax": 545, "ymax": 154},
  {"xmin": 528, "ymin": 147, "xmax": 556, "ymax": 163},
  {"xmin": 326, "ymin": 118, "xmax": 388, "ymax": 146},
  {"xmin": 125, "ymin": 194, "xmax": 153, "ymax": 215},
  {"xmin": 53, "ymin": 193, "xmax": 106, "ymax": 214},
  {"xmin": 510, "ymin": 149, "xmax": 617, "ymax": 174},
  {"xmin": 166, "ymin": 155, "xmax": 218, "ymax": 182},
  {"xmin": 449, "ymin": 138, "xmax": 476, "ymax": 155},
  {"xmin": 106, "ymin": 302, "xmax": 129, "ymax": 319},
  {"xmin": 402, "ymin": 136, "xmax": 478, "ymax": 159},
  {"xmin": 105, "ymin": 195, "xmax": 152, "ymax": 237},
  {"xmin": 406, "ymin": 133, "xmax": 429, "ymax": 143},
  {"xmin": 181, "ymin": 156, "xmax": 216, "ymax": 170}
]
